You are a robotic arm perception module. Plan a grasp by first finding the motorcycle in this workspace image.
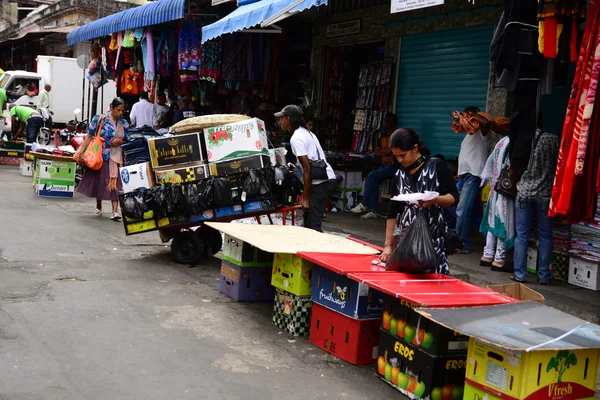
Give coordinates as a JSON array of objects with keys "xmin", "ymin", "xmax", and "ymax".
[{"xmin": 35, "ymin": 108, "xmax": 53, "ymax": 146}]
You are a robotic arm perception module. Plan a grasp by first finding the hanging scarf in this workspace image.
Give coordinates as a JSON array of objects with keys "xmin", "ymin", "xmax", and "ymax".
[
  {"xmin": 108, "ymin": 119, "xmax": 125, "ymax": 191},
  {"xmin": 480, "ymin": 137, "xmax": 515, "ymax": 249},
  {"xmin": 550, "ymin": 0, "xmax": 600, "ymax": 218}
]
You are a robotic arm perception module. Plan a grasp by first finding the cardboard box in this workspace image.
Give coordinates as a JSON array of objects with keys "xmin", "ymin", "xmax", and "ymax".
[
  {"xmin": 268, "ymin": 147, "xmax": 287, "ymax": 166},
  {"xmin": 377, "ymin": 329, "xmax": 467, "ymax": 400},
  {"xmin": 19, "ymin": 159, "xmax": 33, "ymax": 176},
  {"xmin": 465, "ymin": 337, "xmax": 600, "ymax": 400},
  {"xmin": 380, "ymin": 294, "xmax": 468, "ymax": 356},
  {"xmin": 334, "ymin": 170, "xmax": 363, "ymax": 191},
  {"xmin": 527, "ymin": 246, "xmax": 538, "ymax": 274},
  {"xmin": 124, "ymin": 211, "xmax": 154, "ymax": 222},
  {"xmin": 568, "ymin": 257, "xmax": 600, "ymax": 291},
  {"xmin": 156, "ymin": 210, "xmax": 215, "ymax": 229},
  {"xmin": 155, "ymin": 162, "xmax": 210, "ymax": 184},
  {"xmin": 208, "ymin": 154, "xmax": 270, "ymax": 176},
  {"xmin": 215, "ymin": 204, "xmax": 243, "ymax": 218},
  {"xmin": 204, "ymin": 118, "xmax": 269, "ymax": 163},
  {"xmin": 223, "ymin": 234, "xmax": 274, "ymax": 267},
  {"xmin": 272, "ymin": 253, "xmax": 314, "ymax": 296},
  {"xmin": 125, "ymin": 219, "xmax": 157, "ymax": 235},
  {"xmin": 272, "ymin": 288, "xmax": 312, "ymax": 336},
  {"xmin": 243, "ymin": 199, "xmax": 274, "ymax": 213},
  {"xmin": 311, "ymin": 266, "xmax": 384, "ymax": 319},
  {"xmin": 148, "ymin": 132, "xmax": 206, "ymax": 169},
  {"xmin": 310, "ymin": 303, "xmax": 381, "ymax": 365},
  {"xmin": 487, "ymin": 283, "xmax": 545, "ymax": 304},
  {"xmin": 219, "ymin": 260, "xmax": 274, "ymax": 302},
  {"xmin": 0, "ymin": 149, "xmax": 23, "ymax": 158},
  {"xmin": 36, "ymin": 159, "xmax": 76, "ymax": 181},
  {"xmin": 120, "ymin": 162, "xmax": 155, "ymax": 193},
  {"xmin": 34, "ymin": 182, "xmax": 75, "ymax": 198}
]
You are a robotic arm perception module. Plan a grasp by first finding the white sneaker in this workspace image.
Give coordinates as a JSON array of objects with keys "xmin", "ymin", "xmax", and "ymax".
[
  {"xmin": 110, "ymin": 212, "xmax": 121, "ymax": 221},
  {"xmin": 361, "ymin": 211, "xmax": 378, "ymax": 219},
  {"xmin": 94, "ymin": 209, "xmax": 102, "ymax": 217},
  {"xmin": 350, "ymin": 203, "xmax": 367, "ymax": 214}
]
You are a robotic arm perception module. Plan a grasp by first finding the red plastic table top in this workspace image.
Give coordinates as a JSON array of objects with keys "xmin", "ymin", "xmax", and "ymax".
[
  {"xmin": 347, "ymin": 272, "xmax": 518, "ymax": 308},
  {"xmin": 296, "ymin": 252, "xmax": 389, "ymax": 275}
]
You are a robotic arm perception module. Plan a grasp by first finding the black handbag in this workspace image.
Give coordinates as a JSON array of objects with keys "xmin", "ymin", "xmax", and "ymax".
[
  {"xmin": 495, "ymin": 166, "xmax": 517, "ymax": 198},
  {"xmin": 308, "ymin": 132, "xmax": 329, "ymax": 180}
]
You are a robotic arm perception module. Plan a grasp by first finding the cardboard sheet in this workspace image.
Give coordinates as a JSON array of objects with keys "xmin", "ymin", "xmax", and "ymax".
[
  {"xmin": 205, "ymin": 222, "xmax": 380, "ymax": 255},
  {"xmin": 416, "ymin": 302, "xmax": 600, "ymax": 350}
]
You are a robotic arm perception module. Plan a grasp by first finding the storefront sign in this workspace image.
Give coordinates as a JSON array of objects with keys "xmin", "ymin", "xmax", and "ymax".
[
  {"xmin": 326, "ymin": 20, "xmax": 361, "ymax": 38},
  {"xmin": 390, "ymin": 0, "xmax": 444, "ymax": 14}
]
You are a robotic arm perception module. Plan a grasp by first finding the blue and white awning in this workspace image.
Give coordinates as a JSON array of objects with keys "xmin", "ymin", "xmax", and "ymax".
[
  {"xmin": 201, "ymin": 0, "xmax": 327, "ymax": 43},
  {"xmin": 67, "ymin": 0, "xmax": 186, "ymax": 45}
]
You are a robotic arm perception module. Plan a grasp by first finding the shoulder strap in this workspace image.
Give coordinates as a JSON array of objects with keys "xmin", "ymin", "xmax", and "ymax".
[
  {"xmin": 94, "ymin": 115, "xmax": 106, "ymax": 137},
  {"xmin": 307, "ymin": 130, "xmax": 323, "ymax": 161}
]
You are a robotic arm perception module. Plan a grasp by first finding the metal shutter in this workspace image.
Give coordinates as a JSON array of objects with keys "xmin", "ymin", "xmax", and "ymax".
[{"xmin": 395, "ymin": 25, "xmax": 494, "ymax": 159}]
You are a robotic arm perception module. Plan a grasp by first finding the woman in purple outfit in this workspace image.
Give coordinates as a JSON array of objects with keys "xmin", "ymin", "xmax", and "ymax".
[{"xmin": 75, "ymin": 98, "xmax": 129, "ymax": 220}]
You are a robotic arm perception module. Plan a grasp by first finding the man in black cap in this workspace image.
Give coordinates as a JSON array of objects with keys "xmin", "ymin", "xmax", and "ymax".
[{"xmin": 275, "ymin": 105, "xmax": 336, "ymax": 232}]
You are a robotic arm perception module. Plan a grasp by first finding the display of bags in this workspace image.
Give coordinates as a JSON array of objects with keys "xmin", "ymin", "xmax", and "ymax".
[
  {"xmin": 122, "ymin": 192, "xmax": 146, "ymax": 219},
  {"xmin": 387, "ymin": 210, "xmax": 437, "ymax": 274},
  {"xmin": 211, "ymin": 177, "xmax": 232, "ymax": 206}
]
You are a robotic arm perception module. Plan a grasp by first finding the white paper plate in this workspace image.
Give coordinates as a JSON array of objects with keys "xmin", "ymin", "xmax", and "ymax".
[{"xmin": 391, "ymin": 191, "xmax": 439, "ymax": 203}]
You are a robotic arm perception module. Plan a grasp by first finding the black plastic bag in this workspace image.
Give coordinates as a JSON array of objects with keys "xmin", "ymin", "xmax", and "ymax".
[
  {"xmin": 143, "ymin": 186, "xmax": 161, "ymax": 213},
  {"xmin": 168, "ymin": 183, "xmax": 183, "ymax": 217},
  {"xmin": 242, "ymin": 169, "xmax": 264, "ymax": 200},
  {"xmin": 152, "ymin": 184, "xmax": 171, "ymax": 218},
  {"xmin": 122, "ymin": 192, "xmax": 145, "ymax": 219},
  {"xmin": 198, "ymin": 178, "xmax": 213, "ymax": 209},
  {"xmin": 212, "ymin": 177, "xmax": 232, "ymax": 206},
  {"xmin": 180, "ymin": 183, "xmax": 201, "ymax": 215},
  {"xmin": 387, "ymin": 210, "xmax": 437, "ymax": 274}
]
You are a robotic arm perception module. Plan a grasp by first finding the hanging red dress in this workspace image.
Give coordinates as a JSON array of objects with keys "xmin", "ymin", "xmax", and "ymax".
[{"xmin": 550, "ymin": 0, "xmax": 600, "ymax": 221}]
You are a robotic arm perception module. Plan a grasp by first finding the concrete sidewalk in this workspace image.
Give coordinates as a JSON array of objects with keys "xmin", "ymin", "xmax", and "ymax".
[{"xmin": 321, "ymin": 212, "xmax": 600, "ymax": 324}]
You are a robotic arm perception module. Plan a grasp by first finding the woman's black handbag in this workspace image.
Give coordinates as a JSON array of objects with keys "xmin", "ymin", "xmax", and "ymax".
[{"xmin": 495, "ymin": 167, "xmax": 517, "ymax": 198}]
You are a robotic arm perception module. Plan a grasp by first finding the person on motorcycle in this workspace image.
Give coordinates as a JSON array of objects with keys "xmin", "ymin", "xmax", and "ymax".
[{"xmin": 9, "ymin": 105, "xmax": 43, "ymax": 143}]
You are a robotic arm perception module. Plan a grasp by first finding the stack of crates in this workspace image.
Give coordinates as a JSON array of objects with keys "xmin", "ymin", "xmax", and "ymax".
[
  {"xmin": 219, "ymin": 234, "xmax": 275, "ymax": 302},
  {"xmin": 271, "ymin": 253, "xmax": 314, "ymax": 336}
]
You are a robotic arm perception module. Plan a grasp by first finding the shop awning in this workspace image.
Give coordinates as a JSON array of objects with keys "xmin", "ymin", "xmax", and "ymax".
[
  {"xmin": 201, "ymin": 0, "xmax": 327, "ymax": 43},
  {"xmin": 67, "ymin": 0, "xmax": 186, "ymax": 45}
]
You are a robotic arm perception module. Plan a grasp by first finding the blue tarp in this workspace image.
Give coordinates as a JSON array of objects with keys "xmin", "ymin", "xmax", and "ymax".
[
  {"xmin": 201, "ymin": 0, "xmax": 327, "ymax": 43},
  {"xmin": 67, "ymin": 0, "xmax": 186, "ymax": 45}
]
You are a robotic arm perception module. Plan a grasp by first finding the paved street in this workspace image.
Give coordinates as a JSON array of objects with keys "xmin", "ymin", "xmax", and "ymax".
[{"xmin": 0, "ymin": 166, "xmax": 397, "ymax": 400}]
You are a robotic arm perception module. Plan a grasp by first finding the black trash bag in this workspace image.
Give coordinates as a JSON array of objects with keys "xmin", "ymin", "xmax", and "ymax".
[
  {"xmin": 168, "ymin": 183, "xmax": 183, "ymax": 217},
  {"xmin": 154, "ymin": 184, "xmax": 172, "ymax": 218},
  {"xmin": 387, "ymin": 210, "xmax": 437, "ymax": 274},
  {"xmin": 198, "ymin": 178, "xmax": 213, "ymax": 209},
  {"xmin": 241, "ymin": 169, "xmax": 263, "ymax": 200},
  {"xmin": 180, "ymin": 183, "xmax": 201, "ymax": 215},
  {"xmin": 122, "ymin": 192, "xmax": 145, "ymax": 219},
  {"xmin": 212, "ymin": 177, "xmax": 232, "ymax": 206},
  {"xmin": 143, "ymin": 186, "xmax": 161, "ymax": 213}
]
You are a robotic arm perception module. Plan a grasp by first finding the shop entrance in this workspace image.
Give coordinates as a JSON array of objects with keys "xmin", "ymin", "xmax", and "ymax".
[
  {"xmin": 395, "ymin": 25, "xmax": 494, "ymax": 159},
  {"xmin": 322, "ymin": 41, "xmax": 386, "ymax": 151}
]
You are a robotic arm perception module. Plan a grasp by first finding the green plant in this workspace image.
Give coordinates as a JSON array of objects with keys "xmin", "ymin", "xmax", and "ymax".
[{"xmin": 546, "ymin": 350, "xmax": 577, "ymax": 382}]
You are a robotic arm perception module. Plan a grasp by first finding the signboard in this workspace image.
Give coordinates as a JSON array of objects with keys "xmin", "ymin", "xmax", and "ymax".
[
  {"xmin": 391, "ymin": 0, "xmax": 444, "ymax": 14},
  {"xmin": 326, "ymin": 20, "xmax": 361, "ymax": 38}
]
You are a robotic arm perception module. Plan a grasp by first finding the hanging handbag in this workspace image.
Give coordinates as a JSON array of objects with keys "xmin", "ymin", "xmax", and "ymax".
[
  {"xmin": 495, "ymin": 164, "xmax": 517, "ymax": 198},
  {"xmin": 308, "ymin": 132, "xmax": 329, "ymax": 180},
  {"xmin": 77, "ymin": 115, "xmax": 105, "ymax": 171}
]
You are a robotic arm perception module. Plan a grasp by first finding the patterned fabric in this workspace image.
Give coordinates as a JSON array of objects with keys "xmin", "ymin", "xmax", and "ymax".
[
  {"xmin": 517, "ymin": 130, "xmax": 560, "ymax": 198},
  {"xmin": 178, "ymin": 20, "xmax": 200, "ymax": 72},
  {"xmin": 480, "ymin": 137, "xmax": 515, "ymax": 249},
  {"xmin": 393, "ymin": 158, "xmax": 450, "ymax": 275},
  {"xmin": 550, "ymin": 0, "xmax": 600, "ymax": 218},
  {"xmin": 200, "ymin": 37, "xmax": 221, "ymax": 83}
]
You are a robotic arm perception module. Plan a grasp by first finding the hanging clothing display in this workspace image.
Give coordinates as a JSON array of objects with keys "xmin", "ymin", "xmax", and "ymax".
[
  {"xmin": 142, "ymin": 28, "xmax": 155, "ymax": 81},
  {"xmin": 179, "ymin": 20, "xmax": 201, "ymax": 72},
  {"xmin": 537, "ymin": 0, "xmax": 586, "ymax": 59},
  {"xmin": 122, "ymin": 30, "xmax": 136, "ymax": 48},
  {"xmin": 550, "ymin": 0, "xmax": 600, "ymax": 221}
]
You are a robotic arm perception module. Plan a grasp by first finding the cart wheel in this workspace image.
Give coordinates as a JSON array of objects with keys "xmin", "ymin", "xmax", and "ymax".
[
  {"xmin": 171, "ymin": 231, "xmax": 205, "ymax": 265},
  {"xmin": 202, "ymin": 226, "xmax": 223, "ymax": 256}
]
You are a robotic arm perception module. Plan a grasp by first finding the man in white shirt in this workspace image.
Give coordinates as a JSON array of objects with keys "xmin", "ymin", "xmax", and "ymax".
[
  {"xmin": 129, "ymin": 91, "xmax": 154, "ymax": 128},
  {"xmin": 153, "ymin": 92, "xmax": 169, "ymax": 129},
  {"xmin": 275, "ymin": 105, "xmax": 336, "ymax": 232},
  {"xmin": 455, "ymin": 106, "xmax": 491, "ymax": 253},
  {"xmin": 37, "ymin": 84, "xmax": 52, "ymax": 114}
]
